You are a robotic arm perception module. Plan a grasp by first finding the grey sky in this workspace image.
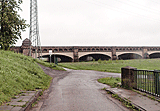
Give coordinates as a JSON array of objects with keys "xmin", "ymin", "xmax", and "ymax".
[{"xmin": 16, "ymin": 0, "xmax": 160, "ymax": 46}]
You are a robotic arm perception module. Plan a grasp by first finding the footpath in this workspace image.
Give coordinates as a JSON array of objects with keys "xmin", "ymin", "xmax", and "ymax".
[
  {"xmin": 106, "ymin": 87, "xmax": 160, "ymax": 111},
  {"xmin": 0, "ymin": 90, "xmax": 41, "ymax": 111},
  {"xmin": 1, "ymin": 88, "xmax": 160, "ymax": 111}
]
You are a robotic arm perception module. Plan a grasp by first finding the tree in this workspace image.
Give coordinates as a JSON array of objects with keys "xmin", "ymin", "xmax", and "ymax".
[{"xmin": 0, "ymin": 0, "xmax": 28, "ymax": 50}]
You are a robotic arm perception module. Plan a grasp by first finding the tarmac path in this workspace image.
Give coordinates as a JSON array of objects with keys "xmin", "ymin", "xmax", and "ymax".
[{"xmin": 32, "ymin": 64, "xmax": 129, "ymax": 111}]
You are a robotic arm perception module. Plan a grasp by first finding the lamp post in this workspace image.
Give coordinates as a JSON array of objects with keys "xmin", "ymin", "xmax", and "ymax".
[
  {"xmin": 54, "ymin": 50, "xmax": 56, "ymax": 65},
  {"xmin": 49, "ymin": 50, "xmax": 52, "ymax": 64}
]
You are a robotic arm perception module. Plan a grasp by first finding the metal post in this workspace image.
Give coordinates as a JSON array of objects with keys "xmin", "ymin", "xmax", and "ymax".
[
  {"xmin": 134, "ymin": 69, "xmax": 137, "ymax": 89},
  {"xmin": 54, "ymin": 50, "xmax": 56, "ymax": 65},
  {"xmin": 50, "ymin": 55, "xmax": 51, "ymax": 64},
  {"xmin": 35, "ymin": 47, "xmax": 37, "ymax": 59},
  {"xmin": 154, "ymin": 70, "xmax": 160, "ymax": 96},
  {"xmin": 49, "ymin": 50, "xmax": 52, "ymax": 64},
  {"xmin": 158, "ymin": 73, "xmax": 160, "ymax": 95},
  {"xmin": 154, "ymin": 70, "xmax": 158, "ymax": 95}
]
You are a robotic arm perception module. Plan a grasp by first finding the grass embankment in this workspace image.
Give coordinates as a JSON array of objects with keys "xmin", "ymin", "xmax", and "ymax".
[
  {"xmin": 35, "ymin": 59, "xmax": 65, "ymax": 71},
  {"xmin": 0, "ymin": 50, "xmax": 53, "ymax": 105},
  {"xmin": 59, "ymin": 59, "xmax": 160, "ymax": 73},
  {"xmin": 98, "ymin": 77, "xmax": 121, "ymax": 88}
]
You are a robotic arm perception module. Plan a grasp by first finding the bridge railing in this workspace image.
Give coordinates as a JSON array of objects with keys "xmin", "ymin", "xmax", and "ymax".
[{"xmin": 133, "ymin": 69, "xmax": 160, "ymax": 97}]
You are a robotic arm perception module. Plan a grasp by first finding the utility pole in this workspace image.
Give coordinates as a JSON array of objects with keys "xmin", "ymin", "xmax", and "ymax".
[{"xmin": 29, "ymin": 0, "xmax": 42, "ymax": 59}]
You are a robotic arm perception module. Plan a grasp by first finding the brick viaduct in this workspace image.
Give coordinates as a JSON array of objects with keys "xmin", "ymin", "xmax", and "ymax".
[{"xmin": 11, "ymin": 38, "xmax": 160, "ymax": 62}]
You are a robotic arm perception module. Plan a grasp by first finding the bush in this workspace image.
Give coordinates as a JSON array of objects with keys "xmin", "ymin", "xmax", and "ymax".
[{"xmin": 98, "ymin": 59, "xmax": 102, "ymax": 63}]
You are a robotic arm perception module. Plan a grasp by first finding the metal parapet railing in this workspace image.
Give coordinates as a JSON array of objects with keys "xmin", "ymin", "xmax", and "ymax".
[{"xmin": 133, "ymin": 69, "xmax": 160, "ymax": 97}]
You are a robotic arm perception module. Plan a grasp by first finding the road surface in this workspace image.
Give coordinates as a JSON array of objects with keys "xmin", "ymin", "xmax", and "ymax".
[{"xmin": 32, "ymin": 65, "xmax": 129, "ymax": 111}]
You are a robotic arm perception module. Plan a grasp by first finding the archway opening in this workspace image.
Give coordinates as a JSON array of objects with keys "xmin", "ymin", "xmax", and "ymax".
[
  {"xmin": 118, "ymin": 53, "xmax": 142, "ymax": 60},
  {"xmin": 40, "ymin": 54, "xmax": 73, "ymax": 63},
  {"xmin": 79, "ymin": 54, "xmax": 111, "ymax": 62},
  {"xmin": 149, "ymin": 53, "xmax": 160, "ymax": 59}
]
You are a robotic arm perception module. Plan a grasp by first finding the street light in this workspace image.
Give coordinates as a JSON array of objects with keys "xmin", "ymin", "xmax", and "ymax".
[
  {"xmin": 54, "ymin": 49, "xmax": 56, "ymax": 66},
  {"xmin": 49, "ymin": 50, "xmax": 52, "ymax": 64}
]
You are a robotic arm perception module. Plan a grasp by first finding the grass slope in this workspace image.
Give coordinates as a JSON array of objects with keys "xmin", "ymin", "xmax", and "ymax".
[
  {"xmin": 35, "ymin": 59, "xmax": 65, "ymax": 71},
  {"xmin": 98, "ymin": 77, "xmax": 121, "ymax": 88},
  {"xmin": 59, "ymin": 59, "xmax": 160, "ymax": 73},
  {"xmin": 0, "ymin": 50, "xmax": 52, "ymax": 105}
]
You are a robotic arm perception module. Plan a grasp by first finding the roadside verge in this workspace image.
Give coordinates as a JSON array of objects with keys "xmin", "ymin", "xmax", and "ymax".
[{"xmin": 106, "ymin": 87, "xmax": 160, "ymax": 111}]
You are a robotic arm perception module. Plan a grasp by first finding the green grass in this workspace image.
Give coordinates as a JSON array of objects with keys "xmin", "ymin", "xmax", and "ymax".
[
  {"xmin": 35, "ymin": 59, "xmax": 65, "ymax": 71},
  {"xmin": 98, "ymin": 77, "xmax": 121, "ymax": 88},
  {"xmin": 0, "ymin": 50, "xmax": 52, "ymax": 106},
  {"xmin": 59, "ymin": 59, "xmax": 160, "ymax": 73}
]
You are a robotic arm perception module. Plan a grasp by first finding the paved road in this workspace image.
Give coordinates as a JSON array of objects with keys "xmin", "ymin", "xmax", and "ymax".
[{"xmin": 33, "ymin": 65, "xmax": 129, "ymax": 111}]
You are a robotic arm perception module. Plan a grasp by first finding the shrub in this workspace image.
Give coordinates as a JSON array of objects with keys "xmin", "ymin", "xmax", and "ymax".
[{"xmin": 98, "ymin": 59, "xmax": 102, "ymax": 63}]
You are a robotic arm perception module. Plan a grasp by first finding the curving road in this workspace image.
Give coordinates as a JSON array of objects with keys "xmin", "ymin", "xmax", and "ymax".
[{"xmin": 32, "ymin": 65, "xmax": 129, "ymax": 111}]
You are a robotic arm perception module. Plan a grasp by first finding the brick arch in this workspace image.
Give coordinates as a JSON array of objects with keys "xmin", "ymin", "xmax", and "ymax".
[
  {"xmin": 149, "ymin": 52, "xmax": 160, "ymax": 59},
  {"xmin": 39, "ymin": 54, "xmax": 73, "ymax": 62},
  {"xmin": 147, "ymin": 51, "xmax": 160, "ymax": 55},
  {"xmin": 78, "ymin": 52, "xmax": 112, "ymax": 59},
  {"xmin": 33, "ymin": 52, "xmax": 73, "ymax": 59},
  {"xmin": 43, "ymin": 49, "xmax": 48, "ymax": 52},
  {"xmin": 79, "ymin": 53, "xmax": 111, "ymax": 61},
  {"xmin": 116, "ymin": 51, "xmax": 143, "ymax": 57},
  {"xmin": 118, "ymin": 53, "xmax": 142, "ymax": 60}
]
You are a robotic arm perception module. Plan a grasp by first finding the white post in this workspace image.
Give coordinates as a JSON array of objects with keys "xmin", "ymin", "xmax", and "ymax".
[{"xmin": 49, "ymin": 50, "xmax": 52, "ymax": 64}]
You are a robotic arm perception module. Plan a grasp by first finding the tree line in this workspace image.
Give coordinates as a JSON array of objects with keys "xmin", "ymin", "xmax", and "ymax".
[{"xmin": 0, "ymin": 0, "xmax": 28, "ymax": 50}]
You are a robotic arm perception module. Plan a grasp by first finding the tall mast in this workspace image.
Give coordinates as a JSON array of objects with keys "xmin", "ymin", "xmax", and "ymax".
[{"xmin": 29, "ymin": 0, "xmax": 42, "ymax": 58}]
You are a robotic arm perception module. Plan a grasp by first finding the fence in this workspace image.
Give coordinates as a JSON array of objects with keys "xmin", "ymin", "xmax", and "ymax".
[{"xmin": 133, "ymin": 69, "xmax": 160, "ymax": 97}]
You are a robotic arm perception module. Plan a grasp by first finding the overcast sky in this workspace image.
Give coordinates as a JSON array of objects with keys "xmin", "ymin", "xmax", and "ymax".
[{"xmin": 16, "ymin": 0, "xmax": 160, "ymax": 46}]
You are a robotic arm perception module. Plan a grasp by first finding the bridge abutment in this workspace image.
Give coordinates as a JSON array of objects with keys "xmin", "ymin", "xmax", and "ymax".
[
  {"xmin": 142, "ymin": 48, "xmax": 149, "ymax": 59},
  {"xmin": 112, "ymin": 47, "xmax": 117, "ymax": 60},
  {"xmin": 73, "ymin": 47, "xmax": 79, "ymax": 62}
]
